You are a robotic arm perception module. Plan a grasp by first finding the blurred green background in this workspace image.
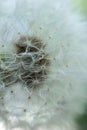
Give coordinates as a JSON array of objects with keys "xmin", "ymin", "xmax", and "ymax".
[
  {"xmin": 76, "ymin": 105, "xmax": 87, "ymax": 130},
  {"xmin": 74, "ymin": 0, "xmax": 87, "ymax": 130},
  {"xmin": 75, "ymin": 0, "xmax": 87, "ymax": 16}
]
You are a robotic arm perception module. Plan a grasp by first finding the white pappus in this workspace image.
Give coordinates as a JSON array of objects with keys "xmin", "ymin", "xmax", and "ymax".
[{"xmin": 0, "ymin": 0, "xmax": 87, "ymax": 130}]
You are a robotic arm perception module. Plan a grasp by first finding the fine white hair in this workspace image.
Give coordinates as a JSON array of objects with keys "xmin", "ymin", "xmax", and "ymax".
[{"xmin": 0, "ymin": 0, "xmax": 87, "ymax": 130}]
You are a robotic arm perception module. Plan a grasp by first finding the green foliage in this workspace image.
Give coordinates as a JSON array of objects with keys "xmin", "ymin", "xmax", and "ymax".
[
  {"xmin": 76, "ymin": 105, "xmax": 87, "ymax": 130},
  {"xmin": 75, "ymin": 0, "xmax": 87, "ymax": 16}
]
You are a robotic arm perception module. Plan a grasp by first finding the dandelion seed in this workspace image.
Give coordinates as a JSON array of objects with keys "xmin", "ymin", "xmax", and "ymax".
[{"xmin": 0, "ymin": 0, "xmax": 87, "ymax": 130}]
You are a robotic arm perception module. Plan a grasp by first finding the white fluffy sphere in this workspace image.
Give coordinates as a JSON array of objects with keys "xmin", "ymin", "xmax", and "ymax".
[{"xmin": 0, "ymin": 0, "xmax": 87, "ymax": 130}]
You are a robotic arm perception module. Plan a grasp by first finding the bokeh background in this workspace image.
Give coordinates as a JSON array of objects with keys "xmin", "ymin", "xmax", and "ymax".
[
  {"xmin": 74, "ymin": 0, "xmax": 87, "ymax": 130},
  {"xmin": 75, "ymin": 0, "xmax": 87, "ymax": 17}
]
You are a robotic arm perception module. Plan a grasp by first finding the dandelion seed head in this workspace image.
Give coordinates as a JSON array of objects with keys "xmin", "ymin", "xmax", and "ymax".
[
  {"xmin": 0, "ymin": 0, "xmax": 87, "ymax": 130},
  {"xmin": 0, "ymin": 36, "xmax": 50, "ymax": 89}
]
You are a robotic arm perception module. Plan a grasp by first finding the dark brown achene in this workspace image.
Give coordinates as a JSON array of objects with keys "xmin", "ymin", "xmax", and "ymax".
[{"xmin": 0, "ymin": 36, "xmax": 50, "ymax": 89}]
